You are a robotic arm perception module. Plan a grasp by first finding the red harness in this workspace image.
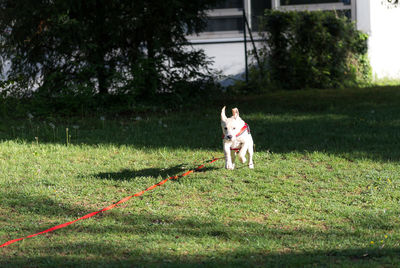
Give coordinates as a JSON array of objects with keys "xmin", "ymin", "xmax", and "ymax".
[
  {"xmin": 236, "ymin": 122, "xmax": 250, "ymax": 137},
  {"xmin": 222, "ymin": 123, "xmax": 250, "ymax": 152}
]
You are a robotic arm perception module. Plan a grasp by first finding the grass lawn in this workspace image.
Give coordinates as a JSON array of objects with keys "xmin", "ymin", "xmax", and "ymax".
[{"xmin": 1, "ymin": 86, "xmax": 400, "ymax": 267}]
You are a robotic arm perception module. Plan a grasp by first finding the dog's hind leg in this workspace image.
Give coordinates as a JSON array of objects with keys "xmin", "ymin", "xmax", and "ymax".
[
  {"xmin": 238, "ymin": 144, "xmax": 248, "ymax": 164},
  {"xmin": 248, "ymin": 140, "xmax": 254, "ymax": 169}
]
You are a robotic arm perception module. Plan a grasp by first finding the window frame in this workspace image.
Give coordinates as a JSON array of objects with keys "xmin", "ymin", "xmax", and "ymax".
[{"xmin": 188, "ymin": 0, "xmax": 355, "ymax": 42}]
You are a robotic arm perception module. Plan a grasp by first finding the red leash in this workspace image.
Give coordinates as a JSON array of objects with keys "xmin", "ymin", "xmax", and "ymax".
[{"xmin": 0, "ymin": 157, "xmax": 222, "ymax": 248}]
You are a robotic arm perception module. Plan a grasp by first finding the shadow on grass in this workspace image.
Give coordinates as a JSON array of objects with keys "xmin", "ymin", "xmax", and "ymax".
[
  {"xmin": 0, "ymin": 191, "xmax": 89, "ymax": 219},
  {"xmin": 93, "ymin": 165, "xmax": 219, "ymax": 181},
  {"xmin": 1, "ymin": 248, "xmax": 399, "ymax": 267},
  {"xmin": 94, "ymin": 165, "xmax": 186, "ymax": 181},
  {"xmin": 1, "ymin": 210, "xmax": 399, "ymax": 267}
]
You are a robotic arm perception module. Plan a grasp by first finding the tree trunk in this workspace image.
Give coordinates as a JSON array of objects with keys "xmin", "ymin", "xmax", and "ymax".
[
  {"xmin": 95, "ymin": 0, "xmax": 108, "ymax": 96},
  {"xmin": 144, "ymin": 37, "xmax": 158, "ymax": 98},
  {"xmin": 97, "ymin": 65, "xmax": 108, "ymax": 95}
]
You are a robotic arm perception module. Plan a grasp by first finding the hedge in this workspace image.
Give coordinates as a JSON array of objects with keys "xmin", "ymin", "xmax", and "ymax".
[{"xmin": 255, "ymin": 10, "xmax": 371, "ymax": 90}]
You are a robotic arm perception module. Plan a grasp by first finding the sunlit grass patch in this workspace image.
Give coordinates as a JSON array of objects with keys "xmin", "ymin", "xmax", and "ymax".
[{"xmin": 1, "ymin": 87, "xmax": 400, "ymax": 266}]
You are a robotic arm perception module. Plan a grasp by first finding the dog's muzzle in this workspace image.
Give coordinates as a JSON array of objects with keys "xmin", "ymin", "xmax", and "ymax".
[{"xmin": 222, "ymin": 123, "xmax": 249, "ymax": 141}]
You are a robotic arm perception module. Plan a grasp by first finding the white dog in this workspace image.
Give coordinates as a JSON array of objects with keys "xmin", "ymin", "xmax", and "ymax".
[{"xmin": 221, "ymin": 106, "xmax": 254, "ymax": 170}]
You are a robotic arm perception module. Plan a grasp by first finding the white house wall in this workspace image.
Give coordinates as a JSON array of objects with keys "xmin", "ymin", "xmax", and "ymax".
[
  {"xmin": 196, "ymin": 42, "xmax": 246, "ymax": 76},
  {"xmin": 191, "ymin": 40, "xmax": 252, "ymax": 86},
  {"xmin": 358, "ymin": 0, "xmax": 400, "ymax": 79}
]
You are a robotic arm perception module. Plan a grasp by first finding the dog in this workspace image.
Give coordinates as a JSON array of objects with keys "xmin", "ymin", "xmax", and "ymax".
[{"xmin": 221, "ymin": 106, "xmax": 254, "ymax": 170}]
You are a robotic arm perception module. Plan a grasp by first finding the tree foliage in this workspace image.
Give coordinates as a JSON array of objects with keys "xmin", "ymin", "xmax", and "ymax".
[{"xmin": 0, "ymin": 0, "xmax": 219, "ymax": 99}]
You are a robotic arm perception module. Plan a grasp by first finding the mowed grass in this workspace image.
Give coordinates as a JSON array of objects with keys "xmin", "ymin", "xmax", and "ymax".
[{"xmin": 1, "ymin": 86, "xmax": 400, "ymax": 267}]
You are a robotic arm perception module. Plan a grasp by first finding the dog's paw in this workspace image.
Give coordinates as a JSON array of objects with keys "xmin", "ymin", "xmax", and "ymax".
[
  {"xmin": 239, "ymin": 155, "xmax": 246, "ymax": 164},
  {"xmin": 225, "ymin": 162, "xmax": 235, "ymax": 170},
  {"xmin": 249, "ymin": 163, "xmax": 254, "ymax": 169}
]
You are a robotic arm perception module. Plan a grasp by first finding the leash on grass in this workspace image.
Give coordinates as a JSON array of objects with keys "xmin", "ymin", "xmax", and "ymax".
[{"xmin": 0, "ymin": 156, "xmax": 223, "ymax": 248}]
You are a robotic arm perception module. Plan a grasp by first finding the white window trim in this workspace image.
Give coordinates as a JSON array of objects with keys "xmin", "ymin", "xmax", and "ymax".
[{"xmin": 206, "ymin": 8, "xmax": 242, "ymax": 18}]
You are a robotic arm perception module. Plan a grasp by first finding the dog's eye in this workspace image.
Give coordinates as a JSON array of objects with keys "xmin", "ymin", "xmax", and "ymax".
[
  {"xmin": 233, "ymin": 127, "xmax": 236, "ymax": 130},
  {"xmin": 224, "ymin": 127, "xmax": 227, "ymax": 130}
]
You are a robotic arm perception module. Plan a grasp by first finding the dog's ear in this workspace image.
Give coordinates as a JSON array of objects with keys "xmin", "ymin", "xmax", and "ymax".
[
  {"xmin": 232, "ymin": 108, "xmax": 239, "ymax": 119},
  {"xmin": 221, "ymin": 106, "xmax": 228, "ymax": 122}
]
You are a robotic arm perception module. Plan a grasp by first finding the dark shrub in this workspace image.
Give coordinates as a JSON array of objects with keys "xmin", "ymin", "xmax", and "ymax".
[{"xmin": 255, "ymin": 10, "xmax": 371, "ymax": 90}]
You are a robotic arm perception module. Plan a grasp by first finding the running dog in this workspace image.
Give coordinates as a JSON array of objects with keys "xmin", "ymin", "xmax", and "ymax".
[{"xmin": 221, "ymin": 106, "xmax": 254, "ymax": 170}]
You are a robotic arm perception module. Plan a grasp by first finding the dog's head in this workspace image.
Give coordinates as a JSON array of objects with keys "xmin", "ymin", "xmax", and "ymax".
[{"xmin": 221, "ymin": 106, "xmax": 245, "ymax": 141}]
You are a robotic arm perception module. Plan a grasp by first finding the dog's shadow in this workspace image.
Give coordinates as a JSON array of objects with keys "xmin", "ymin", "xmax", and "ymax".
[{"xmin": 94, "ymin": 165, "xmax": 218, "ymax": 181}]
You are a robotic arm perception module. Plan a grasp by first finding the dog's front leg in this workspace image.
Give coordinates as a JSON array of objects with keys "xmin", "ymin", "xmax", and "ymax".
[
  {"xmin": 230, "ymin": 149, "xmax": 236, "ymax": 169},
  {"xmin": 223, "ymin": 142, "xmax": 234, "ymax": 170}
]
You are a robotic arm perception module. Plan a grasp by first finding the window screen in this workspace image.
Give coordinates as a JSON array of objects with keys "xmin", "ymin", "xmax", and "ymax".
[{"xmin": 205, "ymin": 17, "xmax": 244, "ymax": 32}]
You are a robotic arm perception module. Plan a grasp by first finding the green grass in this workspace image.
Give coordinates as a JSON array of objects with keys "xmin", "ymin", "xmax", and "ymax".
[{"xmin": 1, "ymin": 86, "xmax": 400, "ymax": 267}]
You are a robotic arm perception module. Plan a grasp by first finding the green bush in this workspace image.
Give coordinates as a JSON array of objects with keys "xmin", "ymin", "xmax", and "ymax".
[{"xmin": 254, "ymin": 10, "xmax": 371, "ymax": 90}]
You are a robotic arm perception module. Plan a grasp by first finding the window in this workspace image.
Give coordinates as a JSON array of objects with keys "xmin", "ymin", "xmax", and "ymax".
[
  {"xmin": 192, "ymin": 0, "xmax": 353, "ymax": 40},
  {"xmin": 214, "ymin": 0, "xmax": 243, "ymax": 9},
  {"xmin": 204, "ymin": 1, "xmax": 244, "ymax": 35},
  {"xmin": 203, "ymin": 0, "xmax": 271, "ymax": 36},
  {"xmin": 277, "ymin": 0, "xmax": 353, "ymax": 19},
  {"xmin": 281, "ymin": 0, "xmax": 350, "ymax": 4},
  {"xmin": 251, "ymin": 0, "xmax": 271, "ymax": 30}
]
